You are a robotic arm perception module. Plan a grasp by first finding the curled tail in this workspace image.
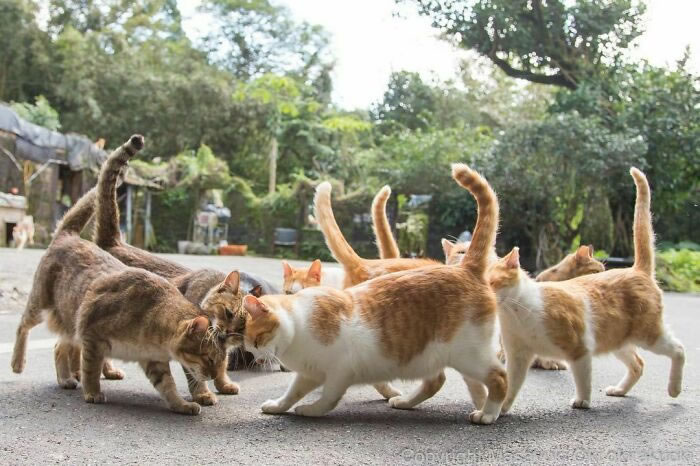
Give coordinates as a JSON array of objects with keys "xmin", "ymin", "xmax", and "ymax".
[
  {"xmin": 314, "ymin": 182, "xmax": 363, "ymax": 269},
  {"xmin": 630, "ymin": 167, "xmax": 655, "ymax": 275},
  {"xmin": 94, "ymin": 135, "xmax": 144, "ymax": 248},
  {"xmin": 451, "ymin": 164, "xmax": 499, "ymax": 275},
  {"xmin": 52, "ymin": 187, "xmax": 97, "ymax": 239},
  {"xmin": 371, "ymin": 185, "xmax": 400, "ymax": 259}
]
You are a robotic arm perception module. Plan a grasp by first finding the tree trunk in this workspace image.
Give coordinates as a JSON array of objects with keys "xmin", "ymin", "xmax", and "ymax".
[{"xmin": 268, "ymin": 137, "xmax": 278, "ymax": 194}]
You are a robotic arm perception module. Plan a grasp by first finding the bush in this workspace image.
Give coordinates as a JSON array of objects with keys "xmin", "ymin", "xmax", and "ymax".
[{"xmin": 656, "ymin": 249, "xmax": 700, "ymax": 293}]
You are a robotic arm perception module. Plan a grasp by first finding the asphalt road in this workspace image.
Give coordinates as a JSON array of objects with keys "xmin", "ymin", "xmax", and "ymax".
[{"xmin": 0, "ymin": 248, "xmax": 698, "ymax": 465}]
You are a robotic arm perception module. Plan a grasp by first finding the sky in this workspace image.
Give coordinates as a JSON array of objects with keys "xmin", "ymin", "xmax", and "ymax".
[{"xmin": 179, "ymin": 0, "xmax": 700, "ymax": 110}]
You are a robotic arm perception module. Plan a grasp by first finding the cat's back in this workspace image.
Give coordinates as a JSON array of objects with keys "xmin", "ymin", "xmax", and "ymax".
[{"xmin": 174, "ymin": 268, "xmax": 225, "ymax": 304}]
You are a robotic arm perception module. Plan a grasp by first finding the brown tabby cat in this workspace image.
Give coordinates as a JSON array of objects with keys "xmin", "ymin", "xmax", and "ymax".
[
  {"xmin": 489, "ymin": 168, "xmax": 685, "ymax": 412},
  {"xmin": 11, "ymin": 136, "xmax": 226, "ymax": 415},
  {"xmin": 90, "ymin": 133, "xmax": 252, "ymax": 405}
]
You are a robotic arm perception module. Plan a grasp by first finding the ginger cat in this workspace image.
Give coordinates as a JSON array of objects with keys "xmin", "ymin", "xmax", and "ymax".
[
  {"xmin": 86, "ymin": 135, "xmax": 275, "ymax": 404},
  {"xmin": 243, "ymin": 164, "xmax": 507, "ymax": 424},
  {"xmin": 11, "ymin": 136, "xmax": 226, "ymax": 415},
  {"xmin": 489, "ymin": 168, "xmax": 685, "ymax": 413},
  {"xmin": 282, "ymin": 259, "xmax": 345, "ymax": 294}
]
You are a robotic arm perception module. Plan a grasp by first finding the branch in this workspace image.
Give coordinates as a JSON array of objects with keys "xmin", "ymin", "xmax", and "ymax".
[{"xmin": 488, "ymin": 53, "xmax": 577, "ymax": 89}]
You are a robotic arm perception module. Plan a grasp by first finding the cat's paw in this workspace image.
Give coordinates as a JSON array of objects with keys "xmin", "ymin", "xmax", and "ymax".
[
  {"xmin": 261, "ymin": 399, "xmax": 287, "ymax": 414},
  {"xmin": 59, "ymin": 378, "xmax": 79, "ymax": 390},
  {"xmin": 532, "ymin": 357, "xmax": 568, "ymax": 370},
  {"xmin": 294, "ymin": 404, "xmax": 327, "ymax": 417},
  {"xmin": 469, "ymin": 410, "xmax": 497, "ymax": 425},
  {"xmin": 103, "ymin": 368, "xmax": 125, "ymax": 380},
  {"xmin": 605, "ymin": 385, "xmax": 627, "ymax": 397},
  {"xmin": 570, "ymin": 398, "xmax": 591, "ymax": 409},
  {"xmin": 174, "ymin": 401, "xmax": 201, "ymax": 416},
  {"xmin": 388, "ymin": 396, "xmax": 414, "ymax": 410},
  {"xmin": 11, "ymin": 356, "xmax": 26, "ymax": 374},
  {"xmin": 72, "ymin": 371, "xmax": 81, "ymax": 381},
  {"xmin": 193, "ymin": 391, "xmax": 218, "ymax": 406},
  {"xmin": 668, "ymin": 381, "xmax": 682, "ymax": 398},
  {"xmin": 217, "ymin": 382, "xmax": 240, "ymax": 395},
  {"xmin": 84, "ymin": 392, "xmax": 106, "ymax": 404},
  {"xmin": 374, "ymin": 383, "xmax": 402, "ymax": 400}
]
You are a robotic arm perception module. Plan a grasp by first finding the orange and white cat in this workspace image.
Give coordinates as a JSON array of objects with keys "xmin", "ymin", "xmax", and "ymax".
[
  {"xmin": 243, "ymin": 164, "xmax": 506, "ymax": 424},
  {"xmin": 282, "ymin": 260, "xmax": 345, "ymax": 294},
  {"xmin": 489, "ymin": 168, "xmax": 685, "ymax": 412}
]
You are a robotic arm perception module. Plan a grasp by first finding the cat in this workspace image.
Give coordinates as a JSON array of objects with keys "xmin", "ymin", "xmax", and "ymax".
[
  {"xmin": 314, "ymin": 183, "xmax": 438, "ymax": 289},
  {"xmin": 242, "ymin": 164, "xmax": 507, "ymax": 424},
  {"xmin": 488, "ymin": 167, "xmax": 685, "ymax": 413},
  {"xmin": 442, "ymin": 239, "xmax": 605, "ymax": 370},
  {"xmin": 12, "ymin": 216, "xmax": 34, "ymax": 250},
  {"xmin": 11, "ymin": 135, "xmax": 227, "ymax": 415},
  {"xmin": 282, "ymin": 259, "xmax": 345, "ymax": 294},
  {"xmin": 371, "ymin": 185, "xmax": 401, "ymax": 259},
  {"xmin": 84, "ymin": 135, "xmax": 279, "ymax": 403}
]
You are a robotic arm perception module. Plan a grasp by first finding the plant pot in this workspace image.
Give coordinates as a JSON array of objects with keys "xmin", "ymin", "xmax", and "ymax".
[{"xmin": 219, "ymin": 244, "xmax": 247, "ymax": 256}]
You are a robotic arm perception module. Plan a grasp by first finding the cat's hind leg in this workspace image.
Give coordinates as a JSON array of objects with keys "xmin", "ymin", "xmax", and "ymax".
[
  {"xmin": 294, "ymin": 374, "xmax": 351, "ymax": 417},
  {"xmin": 81, "ymin": 337, "xmax": 108, "ymax": 404},
  {"xmin": 454, "ymin": 355, "xmax": 507, "ymax": 425},
  {"xmin": 641, "ymin": 330, "xmax": 685, "ymax": 397},
  {"xmin": 11, "ymin": 296, "xmax": 45, "ymax": 373},
  {"xmin": 262, "ymin": 373, "xmax": 322, "ymax": 414},
  {"xmin": 388, "ymin": 371, "xmax": 445, "ymax": 410},
  {"xmin": 605, "ymin": 346, "xmax": 644, "ymax": 397},
  {"xmin": 54, "ymin": 338, "xmax": 79, "ymax": 389},
  {"xmin": 142, "ymin": 361, "xmax": 201, "ymax": 415},
  {"xmin": 373, "ymin": 382, "xmax": 402, "ymax": 400},
  {"xmin": 569, "ymin": 354, "xmax": 593, "ymax": 409},
  {"xmin": 70, "ymin": 344, "xmax": 81, "ymax": 381},
  {"xmin": 463, "ymin": 376, "xmax": 487, "ymax": 410}
]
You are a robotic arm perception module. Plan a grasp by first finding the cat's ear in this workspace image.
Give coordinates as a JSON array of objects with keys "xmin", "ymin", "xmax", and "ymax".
[
  {"xmin": 307, "ymin": 259, "xmax": 322, "ymax": 282},
  {"xmin": 441, "ymin": 238, "xmax": 454, "ymax": 260},
  {"xmin": 282, "ymin": 260, "xmax": 293, "ymax": 279},
  {"xmin": 244, "ymin": 295, "xmax": 268, "ymax": 320},
  {"xmin": 250, "ymin": 285, "xmax": 263, "ymax": 298},
  {"xmin": 221, "ymin": 270, "xmax": 240, "ymax": 292},
  {"xmin": 575, "ymin": 245, "xmax": 591, "ymax": 262},
  {"xmin": 587, "ymin": 245, "xmax": 594, "ymax": 257},
  {"xmin": 188, "ymin": 315, "xmax": 210, "ymax": 335},
  {"xmin": 505, "ymin": 247, "xmax": 520, "ymax": 269}
]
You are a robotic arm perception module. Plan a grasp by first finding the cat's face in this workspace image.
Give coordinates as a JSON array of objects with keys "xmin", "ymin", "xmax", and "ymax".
[
  {"xmin": 441, "ymin": 239, "xmax": 470, "ymax": 265},
  {"xmin": 282, "ymin": 260, "xmax": 322, "ymax": 294},
  {"xmin": 241, "ymin": 295, "xmax": 286, "ymax": 360},
  {"xmin": 200, "ymin": 270, "xmax": 251, "ymax": 348},
  {"xmin": 175, "ymin": 316, "xmax": 228, "ymax": 381},
  {"xmin": 488, "ymin": 247, "xmax": 522, "ymax": 291},
  {"xmin": 536, "ymin": 245, "xmax": 605, "ymax": 282}
]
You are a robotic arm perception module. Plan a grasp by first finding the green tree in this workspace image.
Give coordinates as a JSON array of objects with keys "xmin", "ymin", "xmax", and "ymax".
[
  {"xmin": 403, "ymin": 0, "xmax": 645, "ymax": 89},
  {"xmin": 11, "ymin": 95, "xmax": 62, "ymax": 130}
]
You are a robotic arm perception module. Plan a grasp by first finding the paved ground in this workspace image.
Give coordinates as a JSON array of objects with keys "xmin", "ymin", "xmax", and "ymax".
[{"xmin": 0, "ymin": 248, "xmax": 698, "ymax": 465}]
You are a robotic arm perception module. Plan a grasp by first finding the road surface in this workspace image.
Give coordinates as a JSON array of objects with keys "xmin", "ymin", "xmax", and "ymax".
[{"xmin": 0, "ymin": 248, "xmax": 697, "ymax": 464}]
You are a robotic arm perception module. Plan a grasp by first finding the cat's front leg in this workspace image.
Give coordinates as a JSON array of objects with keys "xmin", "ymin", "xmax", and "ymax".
[
  {"xmin": 501, "ymin": 350, "xmax": 535, "ymax": 413},
  {"xmin": 143, "ymin": 361, "xmax": 201, "ymax": 415},
  {"xmin": 262, "ymin": 373, "xmax": 321, "ymax": 414},
  {"xmin": 389, "ymin": 372, "xmax": 445, "ymax": 410},
  {"xmin": 183, "ymin": 365, "xmax": 217, "ymax": 406},
  {"xmin": 569, "ymin": 354, "xmax": 593, "ymax": 409},
  {"xmin": 294, "ymin": 376, "xmax": 350, "ymax": 417},
  {"xmin": 373, "ymin": 382, "xmax": 402, "ymax": 400},
  {"xmin": 54, "ymin": 339, "xmax": 79, "ymax": 389},
  {"xmin": 213, "ymin": 354, "xmax": 240, "ymax": 395}
]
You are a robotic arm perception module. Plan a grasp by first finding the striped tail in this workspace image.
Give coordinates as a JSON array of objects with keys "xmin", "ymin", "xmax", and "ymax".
[
  {"xmin": 94, "ymin": 135, "xmax": 144, "ymax": 248},
  {"xmin": 630, "ymin": 167, "xmax": 655, "ymax": 276},
  {"xmin": 313, "ymin": 182, "xmax": 364, "ymax": 269},
  {"xmin": 371, "ymin": 185, "xmax": 400, "ymax": 259},
  {"xmin": 451, "ymin": 164, "xmax": 499, "ymax": 276},
  {"xmin": 52, "ymin": 187, "xmax": 97, "ymax": 239}
]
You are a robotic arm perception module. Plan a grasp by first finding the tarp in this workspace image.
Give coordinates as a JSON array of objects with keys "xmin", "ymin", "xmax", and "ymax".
[{"xmin": 0, "ymin": 104, "xmax": 106, "ymax": 171}]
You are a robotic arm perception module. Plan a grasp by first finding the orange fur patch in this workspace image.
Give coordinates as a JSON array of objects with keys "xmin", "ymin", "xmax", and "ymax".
[{"xmin": 310, "ymin": 289, "xmax": 354, "ymax": 345}]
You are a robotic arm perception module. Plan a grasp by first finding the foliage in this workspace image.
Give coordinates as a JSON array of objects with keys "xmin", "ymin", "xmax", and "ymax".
[
  {"xmin": 656, "ymin": 249, "xmax": 700, "ymax": 293},
  {"xmin": 11, "ymin": 96, "xmax": 61, "ymax": 130},
  {"xmin": 403, "ymin": 0, "xmax": 645, "ymax": 89}
]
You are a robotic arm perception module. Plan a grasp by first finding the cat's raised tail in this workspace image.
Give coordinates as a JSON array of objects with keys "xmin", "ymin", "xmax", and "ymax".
[
  {"xmin": 451, "ymin": 163, "xmax": 499, "ymax": 276},
  {"xmin": 630, "ymin": 167, "xmax": 655, "ymax": 276},
  {"xmin": 94, "ymin": 134, "xmax": 145, "ymax": 248},
  {"xmin": 371, "ymin": 185, "xmax": 400, "ymax": 259},
  {"xmin": 314, "ymin": 182, "xmax": 363, "ymax": 269},
  {"xmin": 52, "ymin": 187, "xmax": 97, "ymax": 240}
]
